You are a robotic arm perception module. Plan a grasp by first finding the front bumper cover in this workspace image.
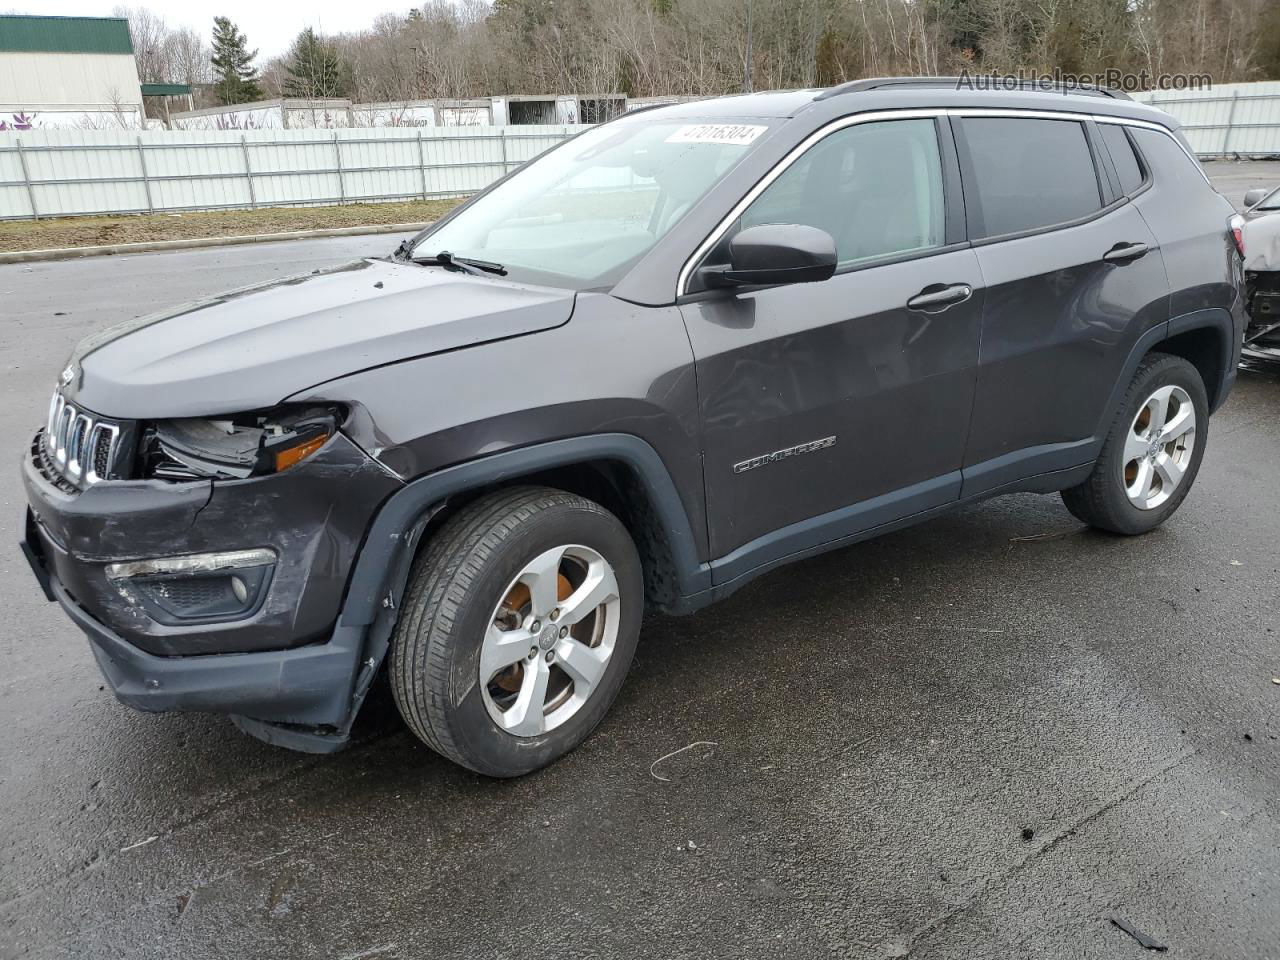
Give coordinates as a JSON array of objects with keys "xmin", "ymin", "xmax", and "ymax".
[
  {"xmin": 22, "ymin": 430, "xmax": 401, "ymax": 657},
  {"xmin": 19, "ymin": 428, "xmax": 403, "ymax": 746}
]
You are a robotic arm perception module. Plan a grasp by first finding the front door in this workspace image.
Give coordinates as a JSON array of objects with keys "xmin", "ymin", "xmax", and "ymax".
[{"xmin": 678, "ymin": 115, "xmax": 985, "ymax": 583}]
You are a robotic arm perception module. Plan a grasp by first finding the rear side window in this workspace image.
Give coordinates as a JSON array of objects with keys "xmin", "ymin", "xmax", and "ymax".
[
  {"xmin": 1129, "ymin": 127, "xmax": 1210, "ymax": 194},
  {"xmin": 962, "ymin": 117, "xmax": 1103, "ymax": 238},
  {"xmin": 1100, "ymin": 123, "xmax": 1146, "ymax": 195}
]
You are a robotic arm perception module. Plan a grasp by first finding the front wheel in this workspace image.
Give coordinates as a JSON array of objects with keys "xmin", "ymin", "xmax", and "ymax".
[
  {"xmin": 390, "ymin": 486, "xmax": 643, "ymax": 777},
  {"xmin": 1061, "ymin": 352, "xmax": 1208, "ymax": 535}
]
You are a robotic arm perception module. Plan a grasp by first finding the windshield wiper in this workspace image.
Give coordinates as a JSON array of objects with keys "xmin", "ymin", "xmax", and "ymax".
[{"xmin": 408, "ymin": 249, "xmax": 507, "ymax": 276}]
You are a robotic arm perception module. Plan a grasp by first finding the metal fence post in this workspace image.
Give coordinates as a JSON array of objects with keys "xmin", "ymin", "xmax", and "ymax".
[
  {"xmin": 333, "ymin": 131, "xmax": 346, "ymax": 203},
  {"xmin": 416, "ymin": 129, "xmax": 429, "ymax": 200},
  {"xmin": 136, "ymin": 136, "xmax": 155, "ymax": 213},
  {"xmin": 499, "ymin": 127, "xmax": 509, "ymax": 174},
  {"xmin": 240, "ymin": 134, "xmax": 257, "ymax": 209},
  {"xmin": 1222, "ymin": 90, "xmax": 1240, "ymax": 159},
  {"xmin": 15, "ymin": 136, "xmax": 39, "ymax": 220}
]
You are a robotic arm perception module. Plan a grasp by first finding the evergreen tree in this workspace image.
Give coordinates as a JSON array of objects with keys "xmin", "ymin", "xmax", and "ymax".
[
  {"xmin": 210, "ymin": 17, "xmax": 262, "ymax": 104},
  {"xmin": 282, "ymin": 28, "xmax": 352, "ymax": 99}
]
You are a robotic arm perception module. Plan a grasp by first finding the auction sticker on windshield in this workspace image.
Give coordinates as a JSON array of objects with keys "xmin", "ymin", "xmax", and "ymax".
[{"xmin": 665, "ymin": 124, "xmax": 767, "ymax": 145}]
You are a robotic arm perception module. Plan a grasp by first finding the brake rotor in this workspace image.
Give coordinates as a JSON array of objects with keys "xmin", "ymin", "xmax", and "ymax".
[{"xmin": 491, "ymin": 573, "xmax": 573, "ymax": 693}]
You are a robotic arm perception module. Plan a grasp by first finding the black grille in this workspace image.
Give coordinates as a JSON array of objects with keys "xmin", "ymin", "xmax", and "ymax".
[
  {"xmin": 92, "ymin": 430, "xmax": 113, "ymax": 478},
  {"xmin": 32, "ymin": 432, "xmax": 80, "ymax": 495},
  {"xmin": 150, "ymin": 577, "xmax": 233, "ymax": 610}
]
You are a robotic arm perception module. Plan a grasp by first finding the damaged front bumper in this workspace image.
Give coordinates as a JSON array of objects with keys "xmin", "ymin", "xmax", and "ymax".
[
  {"xmin": 19, "ymin": 430, "xmax": 403, "ymax": 743},
  {"xmin": 1244, "ymin": 272, "xmax": 1280, "ymax": 362}
]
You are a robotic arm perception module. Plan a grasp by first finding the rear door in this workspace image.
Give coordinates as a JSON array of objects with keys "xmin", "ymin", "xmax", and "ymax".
[
  {"xmin": 953, "ymin": 113, "xmax": 1171, "ymax": 496},
  {"xmin": 679, "ymin": 115, "xmax": 985, "ymax": 581}
]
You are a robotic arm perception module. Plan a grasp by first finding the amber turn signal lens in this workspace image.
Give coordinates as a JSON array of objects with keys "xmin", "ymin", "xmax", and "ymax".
[{"xmin": 273, "ymin": 433, "xmax": 328, "ymax": 472}]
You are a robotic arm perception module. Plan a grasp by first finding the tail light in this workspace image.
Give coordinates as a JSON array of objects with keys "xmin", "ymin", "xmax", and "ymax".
[{"xmin": 1230, "ymin": 214, "xmax": 1246, "ymax": 258}]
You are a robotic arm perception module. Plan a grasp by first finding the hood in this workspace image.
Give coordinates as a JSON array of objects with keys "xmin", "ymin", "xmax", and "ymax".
[{"xmin": 64, "ymin": 259, "xmax": 575, "ymax": 419}]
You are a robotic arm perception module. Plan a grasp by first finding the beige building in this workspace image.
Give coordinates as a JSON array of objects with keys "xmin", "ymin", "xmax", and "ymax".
[{"xmin": 0, "ymin": 15, "xmax": 145, "ymax": 130}]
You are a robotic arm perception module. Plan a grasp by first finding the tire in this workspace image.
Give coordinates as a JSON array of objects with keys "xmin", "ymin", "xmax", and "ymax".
[
  {"xmin": 1061, "ymin": 352, "xmax": 1208, "ymax": 535},
  {"xmin": 390, "ymin": 486, "xmax": 643, "ymax": 777}
]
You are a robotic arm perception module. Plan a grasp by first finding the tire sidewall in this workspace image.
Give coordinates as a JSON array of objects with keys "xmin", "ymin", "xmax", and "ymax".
[{"xmin": 439, "ymin": 504, "xmax": 643, "ymax": 777}]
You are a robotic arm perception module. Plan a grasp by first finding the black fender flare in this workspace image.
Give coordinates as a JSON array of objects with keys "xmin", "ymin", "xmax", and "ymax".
[
  {"xmin": 341, "ymin": 432, "xmax": 710, "ymax": 630},
  {"xmin": 1098, "ymin": 307, "xmax": 1236, "ymax": 443}
]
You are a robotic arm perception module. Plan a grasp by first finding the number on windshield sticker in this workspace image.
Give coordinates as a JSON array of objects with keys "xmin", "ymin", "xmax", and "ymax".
[{"xmin": 665, "ymin": 124, "xmax": 767, "ymax": 146}]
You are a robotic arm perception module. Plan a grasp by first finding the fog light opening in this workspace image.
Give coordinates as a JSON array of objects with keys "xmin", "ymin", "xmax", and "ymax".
[{"xmin": 105, "ymin": 549, "xmax": 277, "ymax": 625}]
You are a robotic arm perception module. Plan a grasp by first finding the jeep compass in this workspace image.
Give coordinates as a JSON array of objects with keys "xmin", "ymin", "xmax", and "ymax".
[{"xmin": 20, "ymin": 79, "xmax": 1245, "ymax": 776}]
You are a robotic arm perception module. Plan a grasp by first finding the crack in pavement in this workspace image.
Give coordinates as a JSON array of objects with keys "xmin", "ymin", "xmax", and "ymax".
[
  {"xmin": 896, "ymin": 746, "xmax": 1199, "ymax": 957},
  {"xmin": 0, "ymin": 727, "xmax": 402, "ymax": 915}
]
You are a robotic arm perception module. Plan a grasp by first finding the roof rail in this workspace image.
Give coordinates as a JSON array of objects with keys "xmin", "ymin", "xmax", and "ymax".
[{"xmin": 814, "ymin": 76, "xmax": 1134, "ymax": 102}]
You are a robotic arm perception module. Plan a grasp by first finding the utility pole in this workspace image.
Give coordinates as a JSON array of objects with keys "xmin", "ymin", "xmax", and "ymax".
[{"xmin": 743, "ymin": 0, "xmax": 753, "ymax": 93}]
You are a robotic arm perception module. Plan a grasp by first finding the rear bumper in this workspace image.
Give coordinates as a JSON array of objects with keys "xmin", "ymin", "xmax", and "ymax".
[{"xmin": 21, "ymin": 524, "xmax": 362, "ymax": 730}]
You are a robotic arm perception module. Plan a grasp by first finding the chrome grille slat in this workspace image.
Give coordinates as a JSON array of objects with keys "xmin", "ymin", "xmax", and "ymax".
[
  {"xmin": 40, "ymin": 387, "xmax": 122, "ymax": 488},
  {"xmin": 86, "ymin": 421, "xmax": 119, "ymax": 484},
  {"xmin": 54, "ymin": 403, "xmax": 75, "ymax": 466}
]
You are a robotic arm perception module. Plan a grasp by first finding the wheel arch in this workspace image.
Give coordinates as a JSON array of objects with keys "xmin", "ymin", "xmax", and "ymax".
[
  {"xmin": 340, "ymin": 434, "xmax": 711, "ymax": 632},
  {"xmin": 1096, "ymin": 308, "xmax": 1235, "ymax": 450},
  {"xmin": 1155, "ymin": 310, "xmax": 1235, "ymax": 413}
]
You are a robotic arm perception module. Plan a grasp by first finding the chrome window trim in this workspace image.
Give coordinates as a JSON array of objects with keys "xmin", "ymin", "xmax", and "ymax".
[
  {"xmin": 676, "ymin": 105, "xmax": 1199, "ymax": 296},
  {"xmin": 1090, "ymin": 114, "xmax": 1212, "ymax": 185}
]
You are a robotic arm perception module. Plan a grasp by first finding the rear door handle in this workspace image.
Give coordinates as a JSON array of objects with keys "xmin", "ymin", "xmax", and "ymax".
[
  {"xmin": 1102, "ymin": 242, "xmax": 1149, "ymax": 264},
  {"xmin": 907, "ymin": 283, "xmax": 973, "ymax": 313}
]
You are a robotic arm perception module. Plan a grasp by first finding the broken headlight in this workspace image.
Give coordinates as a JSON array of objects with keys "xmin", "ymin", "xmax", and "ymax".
[{"xmin": 142, "ymin": 405, "xmax": 341, "ymax": 481}]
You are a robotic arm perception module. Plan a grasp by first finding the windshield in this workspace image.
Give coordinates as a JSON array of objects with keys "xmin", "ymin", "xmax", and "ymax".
[
  {"xmin": 406, "ymin": 119, "xmax": 774, "ymax": 290},
  {"xmin": 1258, "ymin": 187, "xmax": 1280, "ymax": 210}
]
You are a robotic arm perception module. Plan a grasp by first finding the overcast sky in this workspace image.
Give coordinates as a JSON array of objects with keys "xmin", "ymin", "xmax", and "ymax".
[{"xmin": 18, "ymin": 1, "xmax": 405, "ymax": 59}]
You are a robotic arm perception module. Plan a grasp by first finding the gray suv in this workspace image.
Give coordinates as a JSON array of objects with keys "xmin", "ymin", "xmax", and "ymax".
[{"xmin": 21, "ymin": 79, "xmax": 1245, "ymax": 776}]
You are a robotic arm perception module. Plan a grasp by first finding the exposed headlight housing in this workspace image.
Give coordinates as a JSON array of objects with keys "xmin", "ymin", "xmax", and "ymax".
[{"xmin": 142, "ymin": 405, "xmax": 341, "ymax": 481}]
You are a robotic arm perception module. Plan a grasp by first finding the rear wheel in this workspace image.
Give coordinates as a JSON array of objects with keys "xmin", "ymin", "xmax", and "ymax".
[
  {"xmin": 1061, "ymin": 352, "xmax": 1208, "ymax": 534},
  {"xmin": 390, "ymin": 486, "xmax": 643, "ymax": 777}
]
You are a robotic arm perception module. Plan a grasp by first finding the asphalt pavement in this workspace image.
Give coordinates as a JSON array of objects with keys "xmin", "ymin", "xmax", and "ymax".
[{"xmin": 1, "ymin": 178, "xmax": 1278, "ymax": 960}]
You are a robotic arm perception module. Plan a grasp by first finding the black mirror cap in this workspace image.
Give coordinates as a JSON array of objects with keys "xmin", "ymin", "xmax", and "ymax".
[
  {"xmin": 721, "ymin": 223, "xmax": 838, "ymax": 286},
  {"xmin": 1244, "ymin": 187, "xmax": 1269, "ymax": 208}
]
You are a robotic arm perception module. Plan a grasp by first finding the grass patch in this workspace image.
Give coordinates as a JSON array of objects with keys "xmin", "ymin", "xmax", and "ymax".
[{"xmin": 0, "ymin": 199, "xmax": 465, "ymax": 253}]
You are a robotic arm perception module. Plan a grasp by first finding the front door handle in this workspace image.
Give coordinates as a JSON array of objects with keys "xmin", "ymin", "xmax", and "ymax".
[
  {"xmin": 907, "ymin": 283, "xmax": 973, "ymax": 313},
  {"xmin": 1102, "ymin": 241, "xmax": 1149, "ymax": 264}
]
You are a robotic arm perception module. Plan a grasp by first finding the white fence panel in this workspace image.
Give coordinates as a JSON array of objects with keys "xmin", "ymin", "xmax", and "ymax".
[
  {"xmin": 0, "ymin": 124, "xmax": 584, "ymax": 220},
  {"xmin": 1137, "ymin": 83, "xmax": 1280, "ymax": 158}
]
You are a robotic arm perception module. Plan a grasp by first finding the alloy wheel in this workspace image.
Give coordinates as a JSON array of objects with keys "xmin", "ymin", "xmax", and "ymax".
[
  {"xmin": 480, "ymin": 544, "xmax": 620, "ymax": 736},
  {"xmin": 1122, "ymin": 384, "xmax": 1196, "ymax": 510}
]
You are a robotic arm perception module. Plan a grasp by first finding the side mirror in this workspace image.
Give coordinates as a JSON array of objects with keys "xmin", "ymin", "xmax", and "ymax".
[
  {"xmin": 1244, "ymin": 187, "xmax": 1269, "ymax": 208},
  {"xmin": 709, "ymin": 223, "xmax": 837, "ymax": 287}
]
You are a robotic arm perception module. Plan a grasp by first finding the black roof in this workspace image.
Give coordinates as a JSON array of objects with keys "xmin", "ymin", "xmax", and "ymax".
[
  {"xmin": 814, "ymin": 76, "xmax": 1133, "ymax": 101},
  {"xmin": 623, "ymin": 78, "xmax": 1174, "ymax": 129}
]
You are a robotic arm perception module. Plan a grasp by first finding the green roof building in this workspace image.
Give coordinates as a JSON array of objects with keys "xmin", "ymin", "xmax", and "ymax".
[{"xmin": 0, "ymin": 15, "xmax": 145, "ymax": 130}]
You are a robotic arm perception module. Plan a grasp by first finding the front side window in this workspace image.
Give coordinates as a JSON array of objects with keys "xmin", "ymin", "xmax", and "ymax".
[
  {"xmin": 407, "ymin": 119, "xmax": 774, "ymax": 289},
  {"xmin": 962, "ymin": 117, "xmax": 1103, "ymax": 237},
  {"xmin": 713, "ymin": 118, "xmax": 945, "ymax": 268}
]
